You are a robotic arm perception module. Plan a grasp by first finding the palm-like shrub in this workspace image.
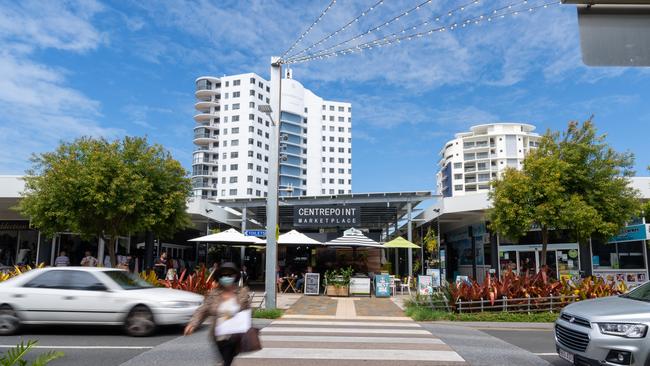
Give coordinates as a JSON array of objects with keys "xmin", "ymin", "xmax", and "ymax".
[{"xmin": 0, "ymin": 340, "xmax": 63, "ymax": 366}]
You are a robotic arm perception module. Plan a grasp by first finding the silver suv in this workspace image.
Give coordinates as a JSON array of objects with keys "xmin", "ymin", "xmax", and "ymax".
[{"xmin": 555, "ymin": 282, "xmax": 650, "ymax": 366}]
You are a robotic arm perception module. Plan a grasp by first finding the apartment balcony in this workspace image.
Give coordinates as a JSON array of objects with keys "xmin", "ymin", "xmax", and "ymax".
[
  {"xmin": 193, "ymin": 133, "xmax": 218, "ymax": 144},
  {"xmin": 193, "ymin": 110, "xmax": 217, "ymax": 122},
  {"xmin": 195, "ymin": 100, "xmax": 220, "ymax": 111}
]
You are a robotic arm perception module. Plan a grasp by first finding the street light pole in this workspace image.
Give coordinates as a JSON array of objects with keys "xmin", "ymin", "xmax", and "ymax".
[{"xmin": 264, "ymin": 56, "xmax": 282, "ymax": 309}]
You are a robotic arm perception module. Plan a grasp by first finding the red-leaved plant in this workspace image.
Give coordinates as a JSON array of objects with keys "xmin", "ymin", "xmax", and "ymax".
[{"xmin": 159, "ymin": 265, "xmax": 218, "ymax": 296}]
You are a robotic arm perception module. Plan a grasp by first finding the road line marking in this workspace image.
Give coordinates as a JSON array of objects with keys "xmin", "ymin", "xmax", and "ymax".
[
  {"xmin": 271, "ymin": 320, "xmax": 421, "ymax": 327},
  {"xmin": 239, "ymin": 348, "xmax": 465, "ymax": 361},
  {"xmin": 534, "ymin": 353, "xmax": 558, "ymax": 356},
  {"xmin": 260, "ymin": 335, "xmax": 444, "ymax": 344},
  {"xmin": 281, "ymin": 315, "xmax": 413, "ymax": 321},
  {"xmin": 262, "ymin": 327, "xmax": 430, "ymax": 335},
  {"xmin": 0, "ymin": 345, "xmax": 154, "ymax": 350},
  {"xmin": 476, "ymin": 327, "xmax": 553, "ymax": 332}
]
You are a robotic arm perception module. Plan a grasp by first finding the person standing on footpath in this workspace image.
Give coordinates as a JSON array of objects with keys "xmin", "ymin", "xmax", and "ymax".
[
  {"xmin": 184, "ymin": 262, "xmax": 251, "ymax": 366},
  {"xmin": 54, "ymin": 251, "xmax": 70, "ymax": 267},
  {"xmin": 80, "ymin": 251, "xmax": 98, "ymax": 267}
]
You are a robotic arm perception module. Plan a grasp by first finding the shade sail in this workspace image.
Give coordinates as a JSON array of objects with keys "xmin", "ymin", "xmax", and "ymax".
[
  {"xmin": 324, "ymin": 228, "xmax": 384, "ymax": 248},
  {"xmin": 383, "ymin": 236, "xmax": 421, "ymax": 249},
  {"xmin": 188, "ymin": 228, "xmax": 265, "ymax": 244},
  {"xmin": 278, "ymin": 230, "xmax": 321, "ymax": 245}
]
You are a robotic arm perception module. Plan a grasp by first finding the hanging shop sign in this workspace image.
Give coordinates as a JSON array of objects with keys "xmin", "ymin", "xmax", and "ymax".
[
  {"xmin": 293, "ymin": 206, "xmax": 361, "ymax": 227},
  {"xmin": 304, "ymin": 273, "xmax": 320, "ymax": 296},
  {"xmin": 608, "ymin": 224, "xmax": 649, "ymax": 243}
]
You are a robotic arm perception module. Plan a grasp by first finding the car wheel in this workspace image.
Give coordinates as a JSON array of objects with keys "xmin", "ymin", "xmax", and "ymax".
[
  {"xmin": 0, "ymin": 305, "xmax": 21, "ymax": 335},
  {"xmin": 124, "ymin": 306, "xmax": 155, "ymax": 337}
]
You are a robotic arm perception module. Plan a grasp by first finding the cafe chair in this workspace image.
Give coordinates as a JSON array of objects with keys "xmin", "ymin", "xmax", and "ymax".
[
  {"xmin": 389, "ymin": 275, "xmax": 397, "ymax": 296},
  {"xmin": 400, "ymin": 276, "xmax": 413, "ymax": 295}
]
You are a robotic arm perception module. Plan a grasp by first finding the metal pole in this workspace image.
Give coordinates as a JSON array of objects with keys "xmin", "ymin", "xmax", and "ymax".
[
  {"xmin": 407, "ymin": 202, "xmax": 413, "ymax": 278},
  {"xmin": 51, "ymin": 235, "xmax": 57, "ymax": 265},
  {"xmin": 241, "ymin": 206, "xmax": 247, "ymax": 267},
  {"xmin": 98, "ymin": 237, "xmax": 105, "ymax": 267},
  {"xmin": 35, "ymin": 231, "xmax": 41, "ymax": 265},
  {"xmin": 264, "ymin": 56, "xmax": 282, "ymax": 309}
]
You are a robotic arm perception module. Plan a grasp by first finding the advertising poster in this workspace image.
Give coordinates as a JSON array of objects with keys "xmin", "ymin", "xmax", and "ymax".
[
  {"xmin": 350, "ymin": 277, "xmax": 371, "ymax": 296},
  {"xmin": 375, "ymin": 274, "xmax": 391, "ymax": 297},
  {"xmin": 426, "ymin": 269, "xmax": 441, "ymax": 288},
  {"xmin": 418, "ymin": 275, "xmax": 433, "ymax": 295}
]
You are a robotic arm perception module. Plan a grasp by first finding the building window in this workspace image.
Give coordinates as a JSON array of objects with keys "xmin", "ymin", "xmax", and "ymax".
[
  {"xmin": 329, "ymin": 106, "xmax": 334, "ymax": 111},
  {"xmin": 232, "ymin": 103, "xmax": 240, "ymax": 110},
  {"xmin": 231, "ymin": 139, "xmax": 239, "ymax": 146},
  {"xmin": 233, "ymin": 91, "xmax": 240, "ymax": 98},
  {"xmin": 231, "ymin": 152, "xmax": 238, "ymax": 158},
  {"xmin": 455, "ymin": 185, "xmax": 464, "ymax": 191},
  {"xmin": 338, "ymin": 117, "xmax": 344, "ymax": 122},
  {"xmin": 329, "ymin": 116, "xmax": 334, "ymax": 121},
  {"xmin": 232, "ymin": 127, "xmax": 239, "ymax": 134},
  {"xmin": 230, "ymin": 164, "xmax": 238, "ymax": 171},
  {"xmin": 249, "ymin": 90, "xmax": 255, "ymax": 96},
  {"xmin": 250, "ymin": 77, "xmax": 255, "ymax": 84},
  {"xmin": 233, "ymin": 79, "xmax": 240, "ymax": 86},
  {"xmin": 246, "ymin": 188, "xmax": 253, "ymax": 195},
  {"xmin": 229, "ymin": 189, "xmax": 237, "ymax": 195}
]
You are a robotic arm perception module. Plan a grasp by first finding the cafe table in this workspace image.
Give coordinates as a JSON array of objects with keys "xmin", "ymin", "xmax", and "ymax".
[{"xmin": 282, "ymin": 276, "xmax": 299, "ymax": 293}]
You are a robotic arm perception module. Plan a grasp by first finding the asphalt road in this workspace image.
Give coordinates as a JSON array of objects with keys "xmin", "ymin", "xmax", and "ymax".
[
  {"xmin": 0, "ymin": 324, "xmax": 183, "ymax": 366},
  {"xmin": 477, "ymin": 328, "xmax": 567, "ymax": 366}
]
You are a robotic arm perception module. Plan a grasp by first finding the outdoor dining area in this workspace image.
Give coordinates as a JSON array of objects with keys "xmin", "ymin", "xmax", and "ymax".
[{"xmin": 188, "ymin": 226, "xmax": 424, "ymax": 298}]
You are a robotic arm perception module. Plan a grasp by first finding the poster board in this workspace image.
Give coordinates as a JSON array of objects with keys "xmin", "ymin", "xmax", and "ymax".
[
  {"xmin": 350, "ymin": 277, "xmax": 371, "ymax": 296},
  {"xmin": 426, "ymin": 268, "xmax": 441, "ymax": 288},
  {"xmin": 375, "ymin": 274, "xmax": 391, "ymax": 297},
  {"xmin": 418, "ymin": 275, "xmax": 434, "ymax": 295},
  {"xmin": 304, "ymin": 273, "xmax": 320, "ymax": 296}
]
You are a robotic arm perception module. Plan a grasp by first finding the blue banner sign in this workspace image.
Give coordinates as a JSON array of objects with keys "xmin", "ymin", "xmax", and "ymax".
[
  {"xmin": 244, "ymin": 230, "xmax": 266, "ymax": 237},
  {"xmin": 375, "ymin": 274, "xmax": 391, "ymax": 297},
  {"xmin": 608, "ymin": 224, "xmax": 649, "ymax": 243}
]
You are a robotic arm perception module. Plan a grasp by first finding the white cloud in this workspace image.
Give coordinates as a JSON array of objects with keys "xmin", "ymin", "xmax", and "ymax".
[
  {"xmin": 0, "ymin": 0, "xmax": 121, "ymax": 174},
  {"xmin": 122, "ymin": 104, "xmax": 173, "ymax": 130}
]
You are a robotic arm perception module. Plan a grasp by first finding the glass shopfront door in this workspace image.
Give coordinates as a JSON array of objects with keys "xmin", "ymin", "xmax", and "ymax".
[{"xmin": 499, "ymin": 244, "xmax": 580, "ymax": 279}]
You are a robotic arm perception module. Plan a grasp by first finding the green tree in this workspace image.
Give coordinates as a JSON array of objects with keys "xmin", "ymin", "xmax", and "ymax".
[
  {"xmin": 558, "ymin": 121, "xmax": 641, "ymax": 274},
  {"xmin": 489, "ymin": 133, "xmax": 572, "ymax": 266},
  {"xmin": 489, "ymin": 120, "xmax": 642, "ymax": 269},
  {"xmin": 19, "ymin": 136, "xmax": 192, "ymax": 266}
]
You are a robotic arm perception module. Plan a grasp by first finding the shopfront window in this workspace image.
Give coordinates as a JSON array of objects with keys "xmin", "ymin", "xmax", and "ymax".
[
  {"xmin": 593, "ymin": 240, "xmax": 645, "ymax": 270},
  {"xmin": 499, "ymin": 251, "xmax": 517, "ymax": 273}
]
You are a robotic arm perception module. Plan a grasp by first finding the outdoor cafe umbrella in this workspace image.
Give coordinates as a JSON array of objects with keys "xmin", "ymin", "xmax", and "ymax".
[
  {"xmin": 383, "ymin": 236, "xmax": 421, "ymax": 249},
  {"xmin": 188, "ymin": 228, "xmax": 265, "ymax": 244},
  {"xmin": 278, "ymin": 230, "xmax": 322, "ymax": 246},
  {"xmin": 324, "ymin": 228, "xmax": 384, "ymax": 248}
]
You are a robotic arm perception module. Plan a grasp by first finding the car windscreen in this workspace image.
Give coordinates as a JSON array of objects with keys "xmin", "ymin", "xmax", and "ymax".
[
  {"xmin": 622, "ymin": 281, "xmax": 650, "ymax": 302},
  {"xmin": 103, "ymin": 270, "xmax": 154, "ymax": 290}
]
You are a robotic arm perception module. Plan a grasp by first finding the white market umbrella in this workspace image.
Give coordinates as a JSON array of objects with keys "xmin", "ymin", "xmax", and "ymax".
[
  {"xmin": 278, "ymin": 230, "xmax": 322, "ymax": 246},
  {"xmin": 324, "ymin": 228, "xmax": 384, "ymax": 248},
  {"xmin": 188, "ymin": 228, "xmax": 265, "ymax": 244}
]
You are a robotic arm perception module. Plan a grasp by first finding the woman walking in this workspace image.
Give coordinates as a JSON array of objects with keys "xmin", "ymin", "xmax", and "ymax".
[{"xmin": 184, "ymin": 262, "xmax": 251, "ymax": 366}]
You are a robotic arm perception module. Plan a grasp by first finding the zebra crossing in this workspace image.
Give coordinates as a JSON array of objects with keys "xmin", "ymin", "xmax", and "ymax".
[{"xmin": 235, "ymin": 316, "xmax": 466, "ymax": 365}]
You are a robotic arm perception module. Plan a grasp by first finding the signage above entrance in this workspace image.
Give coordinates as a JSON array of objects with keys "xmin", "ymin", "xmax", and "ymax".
[
  {"xmin": 0, "ymin": 220, "xmax": 30, "ymax": 231},
  {"xmin": 608, "ymin": 224, "xmax": 649, "ymax": 243},
  {"xmin": 293, "ymin": 206, "xmax": 361, "ymax": 227}
]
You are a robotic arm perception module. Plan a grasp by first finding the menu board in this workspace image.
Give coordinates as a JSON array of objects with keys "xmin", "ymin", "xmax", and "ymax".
[
  {"xmin": 304, "ymin": 273, "xmax": 320, "ymax": 296},
  {"xmin": 426, "ymin": 269, "xmax": 441, "ymax": 288},
  {"xmin": 375, "ymin": 274, "xmax": 391, "ymax": 297}
]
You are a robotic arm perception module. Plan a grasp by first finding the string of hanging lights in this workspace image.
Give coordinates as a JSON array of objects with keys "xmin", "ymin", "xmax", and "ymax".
[{"xmin": 280, "ymin": 0, "xmax": 338, "ymax": 59}]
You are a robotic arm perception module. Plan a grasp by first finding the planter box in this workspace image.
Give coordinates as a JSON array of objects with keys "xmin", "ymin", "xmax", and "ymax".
[{"xmin": 326, "ymin": 285, "xmax": 349, "ymax": 297}]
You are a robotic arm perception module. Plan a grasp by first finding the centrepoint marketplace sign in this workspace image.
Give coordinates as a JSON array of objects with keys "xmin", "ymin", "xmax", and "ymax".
[{"xmin": 294, "ymin": 206, "xmax": 361, "ymax": 227}]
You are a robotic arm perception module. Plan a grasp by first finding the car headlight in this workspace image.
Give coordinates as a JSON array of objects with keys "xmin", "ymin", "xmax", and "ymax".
[
  {"xmin": 598, "ymin": 323, "xmax": 648, "ymax": 338},
  {"xmin": 161, "ymin": 301, "xmax": 202, "ymax": 308}
]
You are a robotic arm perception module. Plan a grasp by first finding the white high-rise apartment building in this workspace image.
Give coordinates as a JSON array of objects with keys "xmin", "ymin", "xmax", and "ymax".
[
  {"xmin": 436, "ymin": 123, "xmax": 540, "ymax": 197},
  {"xmin": 192, "ymin": 72, "xmax": 352, "ymax": 199}
]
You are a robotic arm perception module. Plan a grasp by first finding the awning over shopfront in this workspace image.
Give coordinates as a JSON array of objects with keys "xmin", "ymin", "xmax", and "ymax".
[
  {"xmin": 324, "ymin": 228, "xmax": 384, "ymax": 248},
  {"xmin": 383, "ymin": 236, "xmax": 421, "ymax": 249},
  {"xmin": 278, "ymin": 230, "xmax": 321, "ymax": 246},
  {"xmin": 188, "ymin": 228, "xmax": 265, "ymax": 245}
]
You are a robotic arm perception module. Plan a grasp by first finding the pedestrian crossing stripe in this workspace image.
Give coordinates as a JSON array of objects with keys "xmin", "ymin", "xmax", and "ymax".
[{"xmin": 236, "ymin": 318, "xmax": 466, "ymax": 364}]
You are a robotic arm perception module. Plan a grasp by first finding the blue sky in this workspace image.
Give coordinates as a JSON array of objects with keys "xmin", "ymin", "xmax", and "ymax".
[{"xmin": 0, "ymin": 0, "xmax": 648, "ymax": 193}]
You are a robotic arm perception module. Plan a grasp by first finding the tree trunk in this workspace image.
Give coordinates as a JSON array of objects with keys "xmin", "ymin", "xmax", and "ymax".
[
  {"xmin": 540, "ymin": 226, "xmax": 549, "ymax": 269},
  {"xmin": 108, "ymin": 236, "xmax": 118, "ymax": 267}
]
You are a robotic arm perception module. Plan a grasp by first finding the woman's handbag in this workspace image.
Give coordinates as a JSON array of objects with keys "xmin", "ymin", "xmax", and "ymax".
[{"xmin": 237, "ymin": 327, "xmax": 262, "ymax": 353}]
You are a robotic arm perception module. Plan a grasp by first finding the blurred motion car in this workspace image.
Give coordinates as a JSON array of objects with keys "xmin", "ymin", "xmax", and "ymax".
[
  {"xmin": 0, "ymin": 267, "xmax": 203, "ymax": 336},
  {"xmin": 555, "ymin": 281, "xmax": 650, "ymax": 366}
]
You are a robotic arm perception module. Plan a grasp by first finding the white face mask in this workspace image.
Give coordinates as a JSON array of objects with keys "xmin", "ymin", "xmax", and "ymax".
[{"xmin": 219, "ymin": 276, "xmax": 236, "ymax": 286}]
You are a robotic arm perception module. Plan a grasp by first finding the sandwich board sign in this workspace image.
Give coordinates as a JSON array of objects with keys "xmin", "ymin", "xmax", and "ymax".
[
  {"xmin": 375, "ymin": 274, "xmax": 391, "ymax": 297},
  {"xmin": 304, "ymin": 273, "xmax": 320, "ymax": 296}
]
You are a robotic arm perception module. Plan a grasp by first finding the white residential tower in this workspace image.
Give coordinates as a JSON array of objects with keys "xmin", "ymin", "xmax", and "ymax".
[{"xmin": 192, "ymin": 72, "xmax": 352, "ymax": 200}]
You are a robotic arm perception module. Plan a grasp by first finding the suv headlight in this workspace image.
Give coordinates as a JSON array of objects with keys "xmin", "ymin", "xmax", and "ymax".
[
  {"xmin": 161, "ymin": 301, "xmax": 202, "ymax": 308},
  {"xmin": 598, "ymin": 323, "xmax": 648, "ymax": 338}
]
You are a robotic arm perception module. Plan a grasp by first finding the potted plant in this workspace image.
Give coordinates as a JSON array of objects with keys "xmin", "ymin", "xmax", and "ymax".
[{"xmin": 324, "ymin": 267, "xmax": 353, "ymax": 297}]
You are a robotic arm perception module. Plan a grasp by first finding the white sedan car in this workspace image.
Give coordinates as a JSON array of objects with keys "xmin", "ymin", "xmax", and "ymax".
[{"xmin": 0, "ymin": 267, "xmax": 203, "ymax": 336}]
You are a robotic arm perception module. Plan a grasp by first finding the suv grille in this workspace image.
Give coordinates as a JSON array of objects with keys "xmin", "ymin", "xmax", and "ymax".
[
  {"xmin": 560, "ymin": 313, "xmax": 591, "ymax": 328},
  {"xmin": 556, "ymin": 324, "xmax": 590, "ymax": 352}
]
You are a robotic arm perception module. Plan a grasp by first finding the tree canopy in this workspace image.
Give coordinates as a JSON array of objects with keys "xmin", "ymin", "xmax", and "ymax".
[
  {"xmin": 489, "ymin": 120, "xmax": 642, "ymax": 268},
  {"xmin": 19, "ymin": 136, "xmax": 192, "ymax": 265}
]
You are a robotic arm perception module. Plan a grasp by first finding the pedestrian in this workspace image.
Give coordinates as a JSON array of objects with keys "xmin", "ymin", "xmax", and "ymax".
[
  {"xmin": 54, "ymin": 251, "xmax": 70, "ymax": 267},
  {"xmin": 154, "ymin": 252, "xmax": 168, "ymax": 279},
  {"xmin": 184, "ymin": 262, "xmax": 251, "ymax": 366},
  {"xmin": 80, "ymin": 251, "xmax": 98, "ymax": 267}
]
